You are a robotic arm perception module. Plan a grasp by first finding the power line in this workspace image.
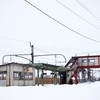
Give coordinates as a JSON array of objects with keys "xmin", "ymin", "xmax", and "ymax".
[
  {"xmin": 34, "ymin": 46, "xmax": 51, "ymax": 53},
  {"xmin": 14, "ymin": 48, "xmax": 30, "ymax": 54},
  {"xmin": 56, "ymin": 0, "xmax": 100, "ymax": 31},
  {"xmin": 0, "ymin": 49, "xmax": 15, "ymax": 54},
  {"xmin": 0, "ymin": 35, "xmax": 51, "ymax": 53},
  {"xmin": 0, "ymin": 35, "xmax": 51, "ymax": 54},
  {"xmin": 76, "ymin": 0, "xmax": 100, "ymax": 22},
  {"xmin": 0, "ymin": 52, "xmax": 6, "ymax": 55},
  {"xmin": 25, "ymin": 0, "xmax": 100, "ymax": 43},
  {"xmin": 0, "ymin": 45, "xmax": 28, "ymax": 50},
  {"xmin": 0, "ymin": 35, "xmax": 28, "ymax": 43}
]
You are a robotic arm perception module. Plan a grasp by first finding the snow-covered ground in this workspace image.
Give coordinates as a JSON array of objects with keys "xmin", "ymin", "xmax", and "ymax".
[{"xmin": 0, "ymin": 82, "xmax": 100, "ymax": 100}]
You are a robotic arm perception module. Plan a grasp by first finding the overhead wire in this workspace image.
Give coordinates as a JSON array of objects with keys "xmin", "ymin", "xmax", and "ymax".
[
  {"xmin": 34, "ymin": 46, "xmax": 51, "ymax": 53},
  {"xmin": 0, "ymin": 45, "xmax": 29, "ymax": 51},
  {"xmin": 14, "ymin": 48, "xmax": 30, "ymax": 54},
  {"xmin": 0, "ymin": 35, "xmax": 28, "ymax": 44},
  {"xmin": 0, "ymin": 49, "xmax": 15, "ymax": 54},
  {"xmin": 0, "ymin": 35, "xmax": 53, "ymax": 54},
  {"xmin": 56, "ymin": 0, "xmax": 100, "ymax": 31},
  {"xmin": 0, "ymin": 35, "xmax": 33, "ymax": 54},
  {"xmin": 34, "ymin": 47, "xmax": 57, "ymax": 63},
  {"xmin": 0, "ymin": 52, "xmax": 6, "ymax": 55},
  {"xmin": 0, "ymin": 35, "xmax": 52, "ymax": 55},
  {"xmin": 25, "ymin": 0, "xmax": 100, "ymax": 43},
  {"xmin": 76, "ymin": 0, "xmax": 100, "ymax": 22}
]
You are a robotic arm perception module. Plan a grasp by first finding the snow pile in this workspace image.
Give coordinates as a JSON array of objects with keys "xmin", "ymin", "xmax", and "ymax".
[{"xmin": 0, "ymin": 82, "xmax": 100, "ymax": 100}]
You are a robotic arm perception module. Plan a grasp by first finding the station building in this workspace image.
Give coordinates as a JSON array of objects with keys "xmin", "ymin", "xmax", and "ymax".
[{"xmin": 0, "ymin": 63, "xmax": 35, "ymax": 86}]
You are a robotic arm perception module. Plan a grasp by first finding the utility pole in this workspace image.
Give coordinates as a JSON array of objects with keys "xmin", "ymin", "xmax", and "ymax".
[
  {"xmin": 31, "ymin": 45, "xmax": 34, "ymax": 64},
  {"xmin": 29, "ymin": 42, "xmax": 34, "ymax": 64}
]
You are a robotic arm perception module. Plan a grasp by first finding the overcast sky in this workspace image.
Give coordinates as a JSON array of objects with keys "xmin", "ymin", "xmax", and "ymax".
[{"xmin": 0, "ymin": 0, "xmax": 100, "ymax": 65}]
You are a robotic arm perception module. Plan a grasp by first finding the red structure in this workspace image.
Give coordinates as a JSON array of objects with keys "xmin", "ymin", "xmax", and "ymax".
[{"xmin": 60, "ymin": 55, "xmax": 100, "ymax": 84}]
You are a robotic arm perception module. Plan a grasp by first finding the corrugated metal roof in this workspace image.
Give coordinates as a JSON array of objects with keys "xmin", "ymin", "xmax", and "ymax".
[{"xmin": 31, "ymin": 63, "xmax": 73, "ymax": 72}]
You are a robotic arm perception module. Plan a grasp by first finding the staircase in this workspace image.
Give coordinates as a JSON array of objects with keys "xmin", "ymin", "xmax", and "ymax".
[
  {"xmin": 65, "ymin": 57, "xmax": 78, "ymax": 68},
  {"xmin": 65, "ymin": 57, "xmax": 78, "ymax": 84}
]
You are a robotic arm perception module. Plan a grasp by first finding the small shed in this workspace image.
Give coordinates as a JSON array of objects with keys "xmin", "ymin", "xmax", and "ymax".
[{"xmin": 0, "ymin": 63, "xmax": 35, "ymax": 86}]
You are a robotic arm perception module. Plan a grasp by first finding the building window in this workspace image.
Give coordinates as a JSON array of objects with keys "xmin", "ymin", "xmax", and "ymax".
[
  {"xmin": 82, "ymin": 59, "xmax": 88, "ymax": 63},
  {"xmin": 13, "ymin": 71, "xmax": 19, "ymax": 80},
  {"xmin": 0, "ymin": 71, "xmax": 7, "ymax": 80},
  {"xmin": 89, "ymin": 59, "xmax": 94, "ymax": 63},
  {"xmin": 13, "ymin": 71, "xmax": 33, "ymax": 80},
  {"xmin": 24, "ymin": 72, "xmax": 33, "ymax": 80}
]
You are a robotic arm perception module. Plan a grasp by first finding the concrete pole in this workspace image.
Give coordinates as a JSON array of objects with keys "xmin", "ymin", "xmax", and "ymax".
[
  {"xmin": 41, "ymin": 69, "xmax": 44, "ymax": 86},
  {"xmin": 37, "ymin": 68, "xmax": 40, "ymax": 86},
  {"xmin": 53, "ymin": 71, "xmax": 57, "ymax": 85}
]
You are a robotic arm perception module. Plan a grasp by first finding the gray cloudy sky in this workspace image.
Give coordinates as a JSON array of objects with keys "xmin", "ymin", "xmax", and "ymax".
[{"xmin": 0, "ymin": 0, "xmax": 100, "ymax": 65}]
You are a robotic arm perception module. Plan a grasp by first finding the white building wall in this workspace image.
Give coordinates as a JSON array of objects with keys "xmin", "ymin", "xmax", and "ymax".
[
  {"xmin": 0, "ymin": 80, "xmax": 6, "ymax": 86},
  {"xmin": 6, "ymin": 65, "xmax": 9, "ymax": 86},
  {"xmin": 13, "ymin": 64, "xmax": 35, "ymax": 86},
  {"xmin": 0, "ymin": 66, "xmax": 6, "ymax": 71},
  {"xmin": 78, "ymin": 58, "xmax": 82, "ymax": 66},
  {"xmin": 95, "ymin": 57, "xmax": 98, "ymax": 65},
  {"xmin": 10, "ymin": 64, "xmax": 14, "ymax": 86},
  {"xmin": 33, "ymin": 67, "xmax": 35, "ymax": 85}
]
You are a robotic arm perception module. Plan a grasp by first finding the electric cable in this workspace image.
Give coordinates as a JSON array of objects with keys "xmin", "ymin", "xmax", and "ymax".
[
  {"xmin": 0, "ymin": 35, "xmax": 51, "ymax": 54},
  {"xmin": 76, "ymin": 0, "xmax": 100, "ymax": 22},
  {"xmin": 56, "ymin": 0, "xmax": 100, "ymax": 31},
  {"xmin": 0, "ymin": 35, "xmax": 28, "ymax": 43},
  {"xmin": 0, "ymin": 52, "xmax": 6, "ymax": 55},
  {"xmin": 34, "ymin": 47, "xmax": 51, "ymax": 53},
  {"xmin": 25, "ymin": 0, "xmax": 100, "ymax": 43},
  {"xmin": 14, "ymin": 48, "xmax": 30, "ymax": 54},
  {"xmin": 0, "ymin": 49, "xmax": 14, "ymax": 54}
]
